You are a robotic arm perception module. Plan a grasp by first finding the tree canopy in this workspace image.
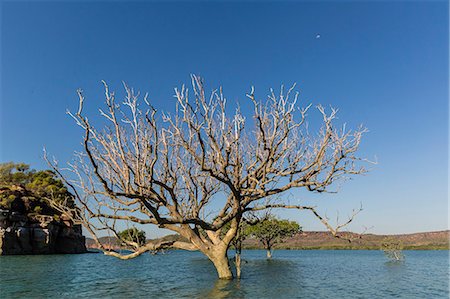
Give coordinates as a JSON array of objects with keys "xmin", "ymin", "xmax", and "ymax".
[
  {"xmin": 118, "ymin": 228, "xmax": 147, "ymax": 248},
  {"xmin": 248, "ymin": 218, "xmax": 301, "ymax": 258},
  {"xmin": 0, "ymin": 162, "xmax": 74, "ymax": 215}
]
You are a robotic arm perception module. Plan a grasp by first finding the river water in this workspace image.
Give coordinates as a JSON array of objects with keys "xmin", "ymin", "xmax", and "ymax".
[{"xmin": 0, "ymin": 250, "xmax": 448, "ymax": 298}]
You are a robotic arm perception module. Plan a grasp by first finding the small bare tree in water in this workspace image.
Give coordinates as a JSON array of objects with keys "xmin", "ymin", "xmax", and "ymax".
[
  {"xmin": 46, "ymin": 75, "xmax": 368, "ymax": 279},
  {"xmin": 381, "ymin": 238, "xmax": 405, "ymax": 261}
]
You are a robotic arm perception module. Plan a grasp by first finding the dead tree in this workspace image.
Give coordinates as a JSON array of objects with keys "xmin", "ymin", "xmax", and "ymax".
[{"xmin": 46, "ymin": 75, "xmax": 368, "ymax": 279}]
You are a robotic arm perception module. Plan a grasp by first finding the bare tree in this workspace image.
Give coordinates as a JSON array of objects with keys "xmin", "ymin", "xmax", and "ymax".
[
  {"xmin": 381, "ymin": 238, "xmax": 405, "ymax": 262},
  {"xmin": 46, "ymin": 75, "xmax": 368, "ymax": 279}
]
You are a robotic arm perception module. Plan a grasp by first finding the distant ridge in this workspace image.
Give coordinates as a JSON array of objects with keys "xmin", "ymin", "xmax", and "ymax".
[
  {"xmin": 244, "ymin": 230, "xmax": 449, "ymax": 250},
  {"xmin": 86, "ymin": 230, "xmax": 449, "ymax": 251}
]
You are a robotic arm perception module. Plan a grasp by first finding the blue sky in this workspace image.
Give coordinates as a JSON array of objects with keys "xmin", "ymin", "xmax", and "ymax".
[{"xmin": 1, "ymin": 1, "xmax": 448, "ymax": 236}]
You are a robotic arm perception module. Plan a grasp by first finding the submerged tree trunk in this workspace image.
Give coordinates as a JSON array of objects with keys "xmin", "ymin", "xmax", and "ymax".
[
  {"xmin": 266, "ymin": 248, "xmax": 272, "ymax": 259},
  {"xmin": 210, "ymin": 252, "xmax": 234, "ymax": 280},
  {"xmin": 235, "ymin": 253, "xmax": 242, "ymax": 278}
]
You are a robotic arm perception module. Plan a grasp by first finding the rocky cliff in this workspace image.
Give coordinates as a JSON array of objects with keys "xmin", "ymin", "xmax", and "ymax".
[
  {"xmin": 0, "ymin": 183, "xmax": 86, "ymax": 255},
  {"xmin": 0, "ymin": 208, "xmax": 86, "ymax": 255},
  {"xmin": 0, "ymin": 162, "xmax": 88, "ymax": 255}
]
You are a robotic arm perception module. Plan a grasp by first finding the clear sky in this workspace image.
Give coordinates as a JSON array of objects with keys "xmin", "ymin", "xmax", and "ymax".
[{"xmin": 1, "ymin": 1, "xmax": 448, "ymax": 236}]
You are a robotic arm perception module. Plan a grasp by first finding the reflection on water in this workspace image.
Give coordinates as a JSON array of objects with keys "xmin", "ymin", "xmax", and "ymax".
[
  {"xmin": 201, "ymin": 259, "xmax": 301, "ymax": 299},
  {"xmin": 384, "ymin": 260, "xmax": 406, "ymax": 273},
  {"xmin": 203, "ymin": 279, "xmax": 236, "ymax": 299},
  {"xmin": 0, "ymin": 250, "xmax": 448, "ymax": 298}
]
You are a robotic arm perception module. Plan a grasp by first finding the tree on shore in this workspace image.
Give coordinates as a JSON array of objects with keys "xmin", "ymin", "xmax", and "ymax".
[
  {"xmin": 248, "ymin": 218, "xmax": 301, "ymax": 259},
  {"xmin": 46, "ymin": 75, "xmax": 367, "ymax": 279},
  {"xmin": 0, "ymin": 162, "xmax": 74, "ymax": 216},
  {"xmin": 118, "ymin": 228, "xmax": 147, "ymax": 248}
]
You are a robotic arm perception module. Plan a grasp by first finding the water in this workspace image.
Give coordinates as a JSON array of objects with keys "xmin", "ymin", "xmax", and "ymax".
[{"xmin": 0, "ymin": 250, "xmax": 448, "ymax": 298}]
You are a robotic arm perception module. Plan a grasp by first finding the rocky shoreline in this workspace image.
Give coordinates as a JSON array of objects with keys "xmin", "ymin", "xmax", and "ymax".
[{"xmin": 0, "ymin": 209, "xmax": 86, "ymax": 255}]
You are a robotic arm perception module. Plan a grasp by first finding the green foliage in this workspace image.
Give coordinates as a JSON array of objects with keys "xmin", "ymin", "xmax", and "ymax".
[
  {"xmin": 247, "ymin": 217, "xmax": 301, "ymax": 250},
  {"xmin": 0, "ymin": 162, "xmax": 74, "ymax": 214},
  {"xmin": 0, "ymin": 162, "xmax": 32, "ymax": 186},
  {"xmin": 26, "ymin": 170, "xmax": 74, "ymax": 206},
  {"xmin": 118, "ymin": 228, "xmax": 147, "ymax": 246}
]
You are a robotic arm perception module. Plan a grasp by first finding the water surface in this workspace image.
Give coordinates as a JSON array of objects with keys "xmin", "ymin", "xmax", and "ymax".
[{"xmin": 0, "ymin": 250, "xmax": 448, "ymax": 298}]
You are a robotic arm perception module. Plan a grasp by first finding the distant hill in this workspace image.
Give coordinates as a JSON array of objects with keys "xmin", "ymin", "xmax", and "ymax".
[
  {"xmin": 244, "ymin": 230, "xmax": 449, "ymax": 250},
  {"xmin": 86, "ymin": 230, "xmax": 449, "ymax": 251}
]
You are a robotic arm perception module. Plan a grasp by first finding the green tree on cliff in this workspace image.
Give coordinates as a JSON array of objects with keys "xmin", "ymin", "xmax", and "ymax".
[
  {"xmin": 248, "ymin": 218, "xmax": 301, "ymax": 258},
  {"xmin": 0, "ymin": 162, "xmax": 74, "ymax": 215}
]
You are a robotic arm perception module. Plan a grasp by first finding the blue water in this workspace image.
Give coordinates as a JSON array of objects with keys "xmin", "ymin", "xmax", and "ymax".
[{"xmin": 0, "ymin": 250, "xmax": 448, "ymax": 298}]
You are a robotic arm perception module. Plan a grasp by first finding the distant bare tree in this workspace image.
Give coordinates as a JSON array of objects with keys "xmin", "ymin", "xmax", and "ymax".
[
  {"xmin": 381, "ymin": 238, "xmax": 405, "ymax": 262},
  {"xmin": 46, "ymin": 75, "xmax": 368, "ymax": 279}
]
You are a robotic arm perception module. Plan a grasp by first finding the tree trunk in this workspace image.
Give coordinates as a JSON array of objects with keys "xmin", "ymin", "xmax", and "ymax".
[
  {"xmin": 210, "ymin": 251, "xmax": 234, "ymax": 280},
  {"xmin": 266, "ymin": 248, "xmax": 272, "ymax": 259},
  {"xmin": 235, "ymin": 253, "xmax": 242, "ymax": 278}
]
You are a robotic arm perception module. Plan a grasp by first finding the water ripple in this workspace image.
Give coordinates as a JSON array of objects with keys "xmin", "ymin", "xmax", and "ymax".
[{"xmin": 0, "ymin": 250, "xmax": 448, "ymax": 298}]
